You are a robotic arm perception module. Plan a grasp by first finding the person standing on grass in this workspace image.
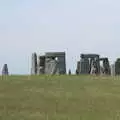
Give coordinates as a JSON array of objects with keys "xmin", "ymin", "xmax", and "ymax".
[{"xmin": 68, "ymin": 69, "xmax": 71, "ymax": 75}]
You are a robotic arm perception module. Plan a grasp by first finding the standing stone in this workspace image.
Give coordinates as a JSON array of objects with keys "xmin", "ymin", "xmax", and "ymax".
[
  {"xmin": 111, "ymin": 64, "xmax": 115, "ymax": 76},
  {"xmin": 45, "ymin": 52, "xmax": 66, "ymax": 75},
  {"xmin": 99, "ymin": 58, "xmax": 111, "ymax": 75},
  {"xmin": 89, "ymin": 58, "xmax": 94, "ymax": 73},
  {"xmin": 115, "ymin": 58, "xmax": 120, "ymax": 75},
  {"xmin": 51, "ymin": 58, "xmax": 59, "ymax": 75},
  {"xmin": 37, "ymin": 56, "xmax": 45, "ymax": 74},
  {"xmin": 90, "ymin": 60, "xmax": 97, "ymax": 75},
  {"xmin": 96, "ymin": 58, "xmax": 100, "ymax": 74},
  {"xmin": 76, "ymin": 61, "xmax": 80, "ymax": 74},
  {"xmin": 31, "ymin": 53, "xmax": 37, "ymax": 75},
  {"xmin": 77, "ymin": 54, "xmax": 100, "ymax": 75},
  {"xmin": 2, "ymin": 64, "xmax": 9, "ymax": 75},
  {"xmin": 79, "ymin": 58, "xmax": 90, "ymax": 74},
  {"xmin": 102, "ymin": 58, "xmax": 111, "ymax": 75}
]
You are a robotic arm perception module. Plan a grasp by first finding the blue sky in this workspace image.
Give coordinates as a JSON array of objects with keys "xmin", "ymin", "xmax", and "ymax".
[{"xmin": 0, "ymin": 0, "xmax": 120, "ymax": 74}]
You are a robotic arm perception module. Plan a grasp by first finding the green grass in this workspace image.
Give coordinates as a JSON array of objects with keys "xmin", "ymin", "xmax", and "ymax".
[{"xmin": 0, "ymin": 75, "xmax": 120, "ymax": 120}]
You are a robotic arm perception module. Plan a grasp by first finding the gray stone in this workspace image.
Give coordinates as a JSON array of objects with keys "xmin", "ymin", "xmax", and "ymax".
[
  {"xmin": 31, "ymin": 53, "xmax": 37, "ymax": 75},
  {"xmin": 76, "ymin": 54, "xmax": 112, "ymax": 75},
  {"xmin": 45, "ymin": 52, "xmax": 66, "ymax": 75},
  {"xmin": 79, "ymin": 58, "xmax": 90, "ymax": 74},
  {"xmin": 77, "ymin": 54, "xmax": 100, "ymax": 74},
  {"xmin": 90, "ymin": 60, "xmax": 98, "ymax": 75},
  {"xmin": 31, "ymin": 52, "xmax": 66, "ymax": 75},
  {"xmin": 37, "ymin": 56, "xmax": 45, "ymax": 74},
  {"xmin": 2, "ymin": 64, "xmax": 9, "ymax": 75},
  {"xmin": 111, "ymin": 64, "xmax": 115, "ymax": 76},
  {"xmin": 81, "ymin": 54, "xmax": 100, "ymax": 59},
  {"xmin": 99, "ymin": 58, "xmax": 111, "ymax": 75},
  {"xmin": 115, "ymin": 58, "xmax": 120, "ymax": 75}
]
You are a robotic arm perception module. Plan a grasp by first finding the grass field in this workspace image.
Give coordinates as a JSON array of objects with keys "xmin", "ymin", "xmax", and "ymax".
[{"xmin": 0, "ymin": 75, "xmax": 120, "ymax": 120}]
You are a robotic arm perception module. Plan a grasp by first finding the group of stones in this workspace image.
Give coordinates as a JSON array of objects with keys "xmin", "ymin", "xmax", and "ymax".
[
  {"xmin": 31, "ymin": 52, "xmax": 66, "ymax": 75},
  {"xmin": 76, "ymin": 54, "xmax": 120, "ymax": 76},
  {"xmin": 31, "ymin": 52, "xmax": 120, "ymax": 76},
  {"xmin": 76, "ymin": 54, "xmax": 111, "ymax": 75},
  {"xmin": 1, "ymin": 52, "xmax": 120, "ymax": 76}
]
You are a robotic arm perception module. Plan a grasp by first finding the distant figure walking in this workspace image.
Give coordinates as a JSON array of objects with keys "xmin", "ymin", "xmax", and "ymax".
[{"xmin": 68, "ymin": 69, "xmax": 71, "ymax": 75}]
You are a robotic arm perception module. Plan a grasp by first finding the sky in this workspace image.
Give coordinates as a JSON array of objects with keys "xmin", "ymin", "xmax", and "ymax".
[{"xmin": 0, "ymin": 0, "xmax": 120, "ymax": 74}]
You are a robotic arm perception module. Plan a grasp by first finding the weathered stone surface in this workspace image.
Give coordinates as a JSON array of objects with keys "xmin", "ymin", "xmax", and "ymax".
[
  {"xmin": 31, "ymin": 52, "xmax": 66, "ymax": 75},
  {"xmin": 77, "ymin": 54, "xmax": 100, "ymax": 74},
  {"xmin": 31, "ymin": 53, "xmax": 37, "ymax": 75},
  {"xmin": 37, "ymin": 56, "xmax": 45, "ymax": 74},
  {"xmin": 45, "ymin": 52, "xmax": 66, "ymax": 75},
  {"xmin": 79, "ymin": 58, "xmax": 90, "ymax": 74},
  {"xmin": 81, "ymin": 54, "xmax": 100, "ymax": 59},
  {"xmin": 115, "ymin": 58, "xmax": 120, "ymax": 75},
  {"xmin": 90, "ymin": 60, "xmax": 98, "ymax": 75},
  {"xmin": 99, "ymin": 58, "xmax": 111, "ymax": 75},
  {"xmin": 77, "ymin": 54, "xmax": 112, "ymax": 75},
  {"xmin": 2, "ymin": 64, "xmax": 9, "ymax": 75},
  {"xmin": 111, "ymin": 64, "xmax": 115, "ymax": 76}
]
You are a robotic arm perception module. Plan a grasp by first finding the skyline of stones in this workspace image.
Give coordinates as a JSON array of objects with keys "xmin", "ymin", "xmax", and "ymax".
[{"xmin": 1, "ymin": 52, "xmax": 120, "ymax": 75}]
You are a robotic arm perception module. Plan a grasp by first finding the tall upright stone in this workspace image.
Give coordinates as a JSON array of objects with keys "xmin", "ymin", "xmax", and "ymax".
[
  {"xmin": 31, "ymin": 53, "xmax": 37, "ymax": 75},
  {"xmin": 90, "ymin": 60, "xmax": 98, "ymax": 75},
  {"xmin": 79, "ymin": 58, "xmax": 90, "ymax": 74},
  {"xmin": 2, "ymin": 64, "xmax": 9, "ymax": 75},
  {"xmin": 96, "ymin": 58, "xmax": 100, "ymax": 74},
  {"xmin": 111, "ymin": 64, "xmax": 115, "ymax": 76},
  {"xmin": 89, "ymin": 58, "xmax": 94, "ymax": 73},
  {"xmin": 76, "ymin": 61, "xmax": 80, "ymax": 74},
  {"xmin": 115, "ymin": 58, "xmax": 120, "ymax": 75},
  {"xmin": 37, "ymin": 56, "xmax": 45, "ymax": 74},
  {"xmin": 99, "ymin": 58, "xmax": 111, "ymax": 75},
  {"xmin": 103, "ymin": 58, "xmax": 111, "ymax": 75}
]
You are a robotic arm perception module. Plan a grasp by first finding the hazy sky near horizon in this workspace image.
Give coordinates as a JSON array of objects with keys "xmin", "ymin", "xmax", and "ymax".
[{"xmin": 0, "ymin": 0, "xmax": 120, "ymax": 74}]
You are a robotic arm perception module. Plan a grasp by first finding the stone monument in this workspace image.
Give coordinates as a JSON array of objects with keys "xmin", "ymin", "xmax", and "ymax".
[
  {"xmin": 2, "ymin": 64, "xmax": 9, "ymax": 75},
  {"xmin": 77, "ymin": 54, "xmax": 100, "ymax": 74},
  {"xmin": 76, "ymin": 54, "xmax": 111, "ymax": 75},
  {"xmin": 45, "ymin": 52, "xmax": 66, "ymax": 75},
  {"xmin": 31, "ymin": 52, "xmax": 66, "ymax": 75},
  {"xmin": 99, "ymin": 58, "xmax": 111, "ymax": 75},
  {"xmin": 115, "ymin": 58, "xmax": 120, "ymax": 75},
  {"xmin": 31, "ymin": 53, "xmax": 37, "ymax": 75}
]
